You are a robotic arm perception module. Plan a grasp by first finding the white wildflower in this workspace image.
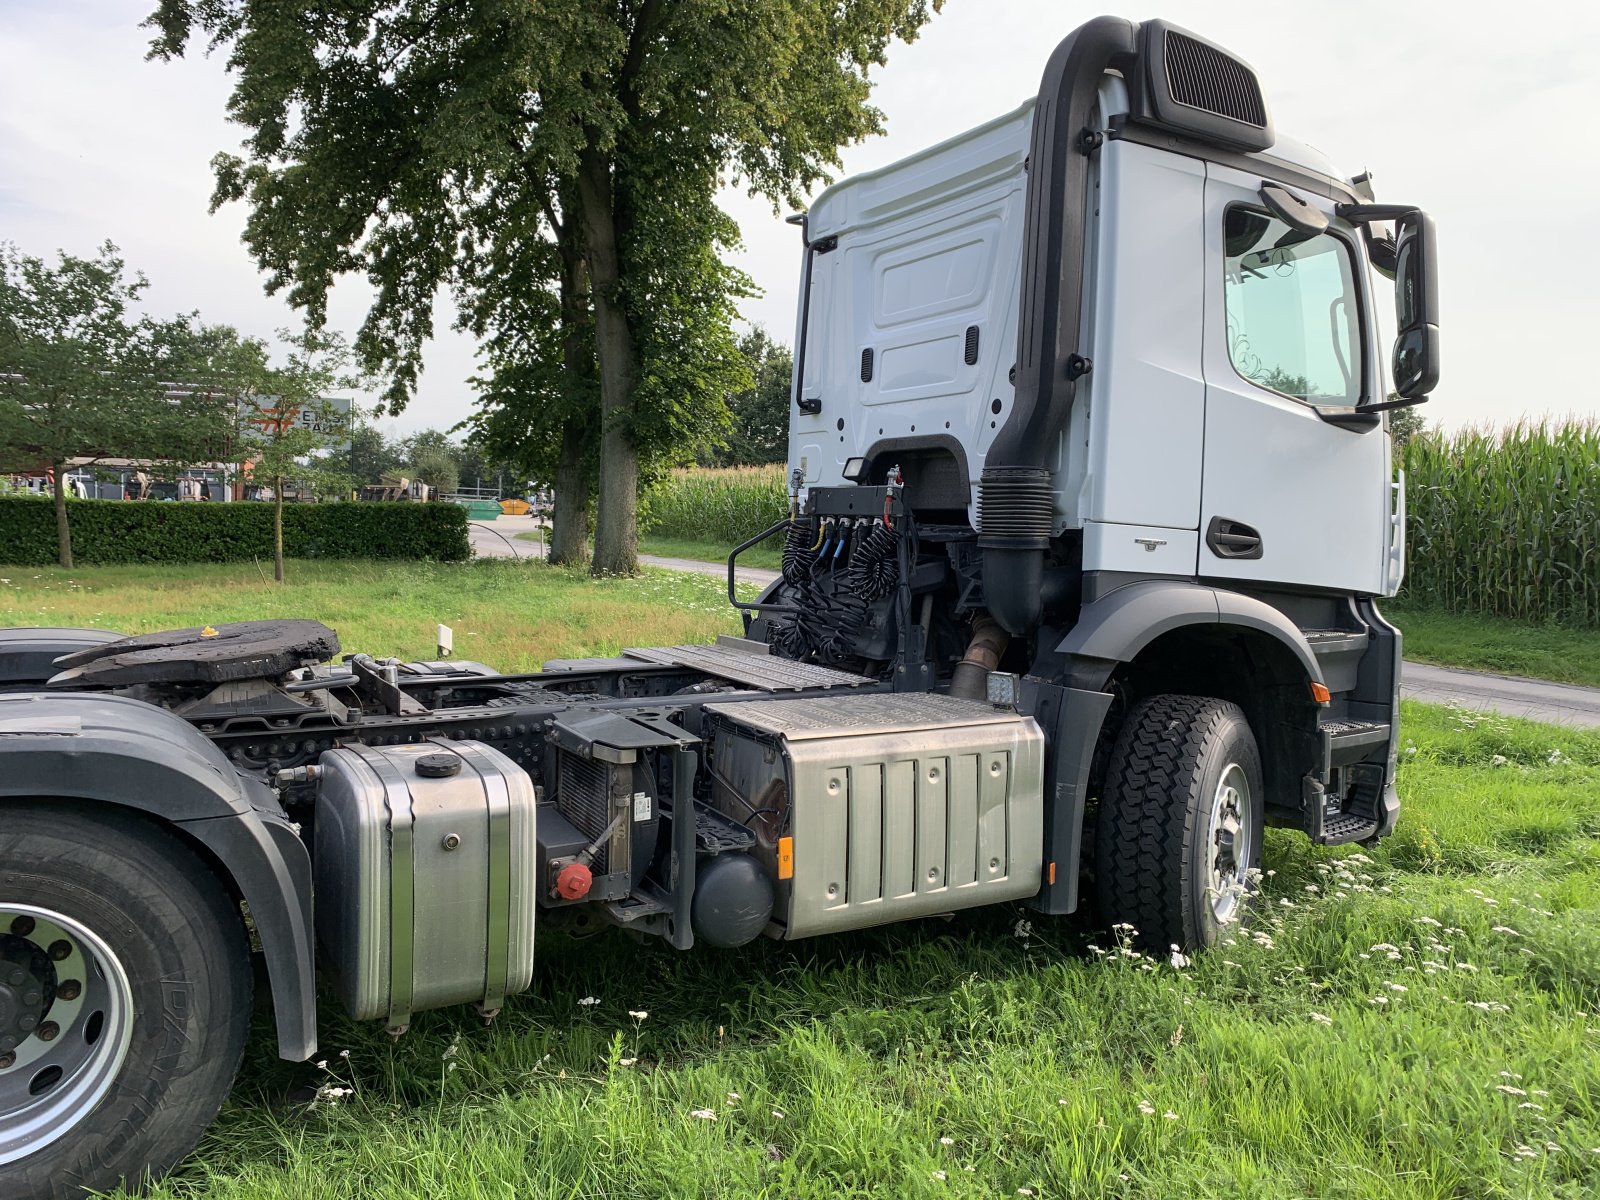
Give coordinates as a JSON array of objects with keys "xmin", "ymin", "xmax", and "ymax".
[
  {"xmin": 1163, "ymin": 1111, "xmax": 1179, "ymax": 1121},
  {"xmin": 689, "ymin": 1108, "xmax": 717, "ymax": 1121},
  {"xmin": 772, "ymin": 1109, "xmax": 786, "ymax": 1120},
  {"xmin": 939, "ymin": 1136, "xmax": 955, "ymax": 1146},
  {"xmin": 578, "ymin": 996, "xmax": 600, "ymax": 1007},
  {"xmin": 1496, "ymin": 1085, "xmax": 1528, "ymax": 1097},
  {"xmin": 627, "ymin": 1010, "xmax": 649, "ymax": 1021},
  {"xmin": 1309, "ymin": 1012, "xmax": 1333, "ymax": 1026},
  {"xmin": 1492, "ymin": 926, "xmax": 1521, "ymax": 936},
  {"xmin": 1137, "ymin": 1100, "xmax": 1156, "ymax": 1115},
  {"xmin": 1169, "ymin": 946, "xmax": 1191, "ymax": 969},
  {"xmin": 931, "ymin": 1170, "xmax": 947, "ymax": 1182}
]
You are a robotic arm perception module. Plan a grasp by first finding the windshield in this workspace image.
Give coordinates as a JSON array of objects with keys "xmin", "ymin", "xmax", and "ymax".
[{"xmin": 1223, "ymin": 207, "xmax": 1363, "ymax": 407}]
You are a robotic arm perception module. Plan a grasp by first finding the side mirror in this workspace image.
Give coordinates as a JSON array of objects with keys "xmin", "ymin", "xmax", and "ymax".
[{"xmin": 1392, "ymin": 212, "xmax": 1439, "ymax": 398}]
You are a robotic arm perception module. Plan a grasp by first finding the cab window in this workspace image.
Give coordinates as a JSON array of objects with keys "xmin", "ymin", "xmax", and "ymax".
[{"xmin": 1223, "ymin": 207, "xmax": 1363, "ymax": 407}]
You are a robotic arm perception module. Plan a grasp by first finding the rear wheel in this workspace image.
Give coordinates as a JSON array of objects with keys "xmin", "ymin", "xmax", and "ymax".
[
  {"xmin": 1093, "ymin": 694, "xmax": 1264, "ymax": 952},
  {"xmin": 0, "ymin": 804, "xmax": 252, "ymax": 1200}
]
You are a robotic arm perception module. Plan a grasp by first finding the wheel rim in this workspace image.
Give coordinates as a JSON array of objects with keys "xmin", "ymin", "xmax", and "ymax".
[
  {"xmin": 1207, "ymin": 763, "xmax": 1252, "ymax": 926},
  {"xmin": 0, "ymin": 904, "xmax": 134, "ymax": 1165}
]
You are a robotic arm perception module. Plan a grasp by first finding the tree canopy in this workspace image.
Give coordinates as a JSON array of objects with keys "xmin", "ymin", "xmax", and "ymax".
[
  {"xmin": 0, "ymin": 241, "xmax": 236, "ymax": 565},
  {"xmin": 148, "ymin": 0, "xmax": 942, "ymax": 572}
]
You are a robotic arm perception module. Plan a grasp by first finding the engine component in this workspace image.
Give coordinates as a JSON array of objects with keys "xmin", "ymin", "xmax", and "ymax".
[
  {"xmin": 704, "ymin": 692, "xmax": 1045, "ymax": 937},
  {"xmin": 312, "ymin": 739, "xmax": 537, "ymax": 1029},
  {"xmin": 948, "ymin": 615, "xmax": 1010, "ymax": 700},
  {"xmin": 690, "ymin": 852, "xmax": 775, "ymax": 948}
]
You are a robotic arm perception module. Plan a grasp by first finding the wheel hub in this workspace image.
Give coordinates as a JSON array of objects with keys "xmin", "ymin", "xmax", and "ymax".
[
  {"xmin": 0, "ymin": 936, "xmax": 53, "ymax": 1055},
  {"xmin": 1206, "ymin": 764, "xmax": 1252, "ymax": 926},
  {"xmin": 0, "ymin": 904, "xmax": 135, "ymax": 1166}
]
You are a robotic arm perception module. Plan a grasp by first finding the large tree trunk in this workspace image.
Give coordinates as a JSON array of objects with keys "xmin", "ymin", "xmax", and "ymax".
[
  {"xmin": 51, "ymin": 461, "xmax": 73, "ymax": 569},
  {"xmin": 549, "ymin": 417, "xmax": 590, "ymax": 566},
  {"xmin": 576, "ymin": 144, "xmax": 638, "ymax": 576},
  {"xmin": 273, "ymin": 475, "xmax": 285, "ymax": 582},
  {"xmin": 548, "ymin": 232, "xmax": 593, "ymax": 567}
]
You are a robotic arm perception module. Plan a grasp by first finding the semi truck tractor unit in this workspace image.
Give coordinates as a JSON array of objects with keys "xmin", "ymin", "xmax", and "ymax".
[{"xmin": 0, "ymin": 16, "xmax": 1438, "ymax": 1198}]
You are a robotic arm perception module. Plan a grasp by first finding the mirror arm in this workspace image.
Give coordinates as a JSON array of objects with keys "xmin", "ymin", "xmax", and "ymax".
[
  {"xmin": 1359, "ymin": 395, "xmax": 1429, "ymax": 414},
  {"xmin": 1334, "ymin": 202, "xmax": 1421, "ymax": 225}
]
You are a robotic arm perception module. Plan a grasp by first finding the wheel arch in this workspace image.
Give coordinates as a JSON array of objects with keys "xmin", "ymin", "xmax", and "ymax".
[
  {"xmin": 0, "ymin": 692, "xmax": 316, "ymax": 1061},
  {"xmin": 1053, "ymin": 580, "xmax": 1325, "ymax": 814}
]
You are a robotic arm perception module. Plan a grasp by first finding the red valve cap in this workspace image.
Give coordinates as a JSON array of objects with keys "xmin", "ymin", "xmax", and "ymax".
[{"xmin": 555, "ymin": 862, "xmax": 593, "ymax": 901}]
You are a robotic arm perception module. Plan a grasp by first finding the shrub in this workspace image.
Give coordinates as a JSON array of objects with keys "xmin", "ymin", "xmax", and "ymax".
[
  {"xmin": 0, "ymin": 499, "xmax": 470, "ymax": 566},
  {"xmin": 1401, "ymin": 420, "xmax": 1600, "ymax": 627}
]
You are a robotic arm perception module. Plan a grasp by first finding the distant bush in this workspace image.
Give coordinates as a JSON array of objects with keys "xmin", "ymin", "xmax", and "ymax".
[
  {"xmin": 642, "ymin": 466, "xmax": 788, "ymax": 544},
  {"xmin": 0, "ymin": 499, "xmax": 469, "ymax": 565},
  {"xmin": 1401, "ymin": 420, "xmax": 1599, "ymax": 627}
]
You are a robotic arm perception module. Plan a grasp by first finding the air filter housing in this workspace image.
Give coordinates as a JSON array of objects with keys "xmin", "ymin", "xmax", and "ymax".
[{"xmin": 1134, "ymin": 20, "xmax": 1273, "ymax": 152}]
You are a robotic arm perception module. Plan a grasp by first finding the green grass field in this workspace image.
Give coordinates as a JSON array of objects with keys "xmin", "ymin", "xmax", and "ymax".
[
  {"xmin": 2, "ymin": 563, "xmax": 1598, "ymax": 1197},
  {"xmin": 512, "ymin": 531, "xmax": 786, "ymax": 571},
  {"xmin": 1389, "ymin": 602, "xmax": 1600, "ymax": 689}
]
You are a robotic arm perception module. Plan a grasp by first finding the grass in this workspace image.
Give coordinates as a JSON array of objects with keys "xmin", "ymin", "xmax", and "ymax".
[
  {"xmin": 1389, "ymin": 602, "xmax": 1600, "ymax": 688},
  {"xmin": 5, "ymin": 563, "xmax": 1599, "ymax": 1196},
  {"xmin": 0, "ymin": 560, "xmax": 749, "ymax": 672},
  {"xmin": 510, "ymin": 531, "xmax": 785, "ymax": 571}
]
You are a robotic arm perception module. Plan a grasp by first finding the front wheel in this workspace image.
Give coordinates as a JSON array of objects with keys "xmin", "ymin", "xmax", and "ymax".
[
  {"xmin": 1093, "ymin": 695, "xmax": 1264, "ymax": 953},
  {"xmin": 0, "ymin": 804, "xmax": 252, "ymax": 1200}
]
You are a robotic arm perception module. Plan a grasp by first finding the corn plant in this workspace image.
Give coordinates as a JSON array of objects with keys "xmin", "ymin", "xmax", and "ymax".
[
  {"xmin": 1402, "ymin": 420, "xmax": 1599, "ymax": 627},
  {"xmin": 642, "ymin": 466, "xmax": 789, "ymax": 544}
]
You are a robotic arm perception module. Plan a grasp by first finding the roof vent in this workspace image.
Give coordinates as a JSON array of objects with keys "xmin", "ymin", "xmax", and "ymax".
[
  {"xmin": 1164, "ymin": 31, "xmax": 1267, "ymax": 128},
  {"xmin": 1136, "ymin": 20, "xmax": 1273, "ymax": 153}
]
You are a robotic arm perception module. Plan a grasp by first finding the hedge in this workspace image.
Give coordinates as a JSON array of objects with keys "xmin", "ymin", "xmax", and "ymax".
[{"xmin": 0, "ymin": 498, "xmax": 470, "ymax": 565}]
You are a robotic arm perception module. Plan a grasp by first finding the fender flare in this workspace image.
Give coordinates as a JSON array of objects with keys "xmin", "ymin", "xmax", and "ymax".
[
  {"xmin": 0, "ymin": 626, "xmax": 123, "ymax": 689},
  {"xmin": 1054, "ymin": 579, "xmax": 1323, "ymax": 691},
  {"xmin": 0, "ymin": 691, "xmax": 316, "ymax": 1060}
]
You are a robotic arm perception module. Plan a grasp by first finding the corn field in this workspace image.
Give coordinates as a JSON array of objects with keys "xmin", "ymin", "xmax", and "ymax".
[
  {"xmin": 1401, "ymin": 420, "xmax": 1600, "ymax": 627},
  {"xmin": 646, "ymin": 425, "xmax": 1599, "ymax": 629},
  {"xmin": 642, "ymin": 465, "xmax": 789, "ymax": 543}
]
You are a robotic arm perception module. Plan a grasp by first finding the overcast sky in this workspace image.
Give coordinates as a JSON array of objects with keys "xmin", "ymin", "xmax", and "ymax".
[{"xmin": 3, "ymin": 0, "xmax": 1597, "ymax": 437}]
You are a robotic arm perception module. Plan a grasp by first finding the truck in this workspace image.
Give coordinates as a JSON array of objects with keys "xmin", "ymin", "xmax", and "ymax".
[{"xmin": 0, "ymin": 16, "xmax": 1437, "ymax": 1198}]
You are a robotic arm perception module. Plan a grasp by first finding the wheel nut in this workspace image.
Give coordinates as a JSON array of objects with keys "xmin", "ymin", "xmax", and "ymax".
[
  {"xmin": 48, "ymin": 940, "xmax": 71, "ymax": 962},
  {"xmin": 0, "ymin": 1036, "xmax": 15, "ymax": 1053},
  {"xmin": 57, "ymin": 980, "xmax": 81, "ymax": 1001},
  {"xmin": 0, "ymin": 1052, "xmax": 13, "ymax": 1070},
  {"xmin": 17, "ymin": 1015, "xmax": 36, "ymax": 1032},
  {"xmin": 36, "ymin": 1022, "xmax": 58, "ymax": 1042},
  {"xmin": 9, "ymin": 916, "xmax": 33, "ymax": 938},
  {"xmin": 6, "ymin": 969, "xmax": 23, "ymax": 987},
  {"xmin": 22, "ymin": 989, "xmax": 41, "ymax": 1007}
]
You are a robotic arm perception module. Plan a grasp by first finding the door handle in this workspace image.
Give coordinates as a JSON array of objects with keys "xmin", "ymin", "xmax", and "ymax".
[{"xmin": 1206, "ymin": 516, "xmax": 1263, "ymax": 560}]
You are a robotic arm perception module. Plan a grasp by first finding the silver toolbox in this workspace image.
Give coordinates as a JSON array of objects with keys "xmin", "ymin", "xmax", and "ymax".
[
  {"xmin": 704, "ymin": 693, "xmax": 1046, "ymax": 937},
  {"xmin": 313, "ymin": 739, "xmax": 537, "ymax": 1028}
]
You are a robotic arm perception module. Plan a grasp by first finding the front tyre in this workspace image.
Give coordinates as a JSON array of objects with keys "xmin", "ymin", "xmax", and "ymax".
[
  {"xmin": 1093, "ymin": 695, "xmax": 1264, "ymax": 953},
  {"xmin": 0, "ymin": 804, "xmax": 252, "ymax": 1200}
]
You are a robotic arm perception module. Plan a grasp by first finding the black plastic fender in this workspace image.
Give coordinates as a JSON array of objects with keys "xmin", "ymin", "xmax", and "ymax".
[
  {"xmin": 1054, "ymin": 579, "xmax": 1324, "ymax": 692},
  {"xmin": 0, "ymin": 626, "xmax": 123, "ymax": 688},
  {"xmin": 0, "ymin": 691, "xmax": 317, "ymax": 1060}
]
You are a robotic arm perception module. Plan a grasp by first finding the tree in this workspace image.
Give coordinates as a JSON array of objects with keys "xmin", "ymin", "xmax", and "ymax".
[
  {"xmin": 711, "ymin": 327, "xmax": 793, "ymax": 466},
  {"xmin": 348, "ymin": 423, "xmax": 405, "ymax": 485},
  {"xmin": 147, "ymin": 0, "xmax": 943, "ymax": 574},
  {"xmin": 236, "ymin": 328, "xmax": 360, "ymax": 582},
  {"xmin": 400, "ymin": 429, "xmax": 462, "ymax": 497},
  {"xmin": 0, "ymin": 241, "xmax": 207, "ymax": 567},
  {"xmin": 1388, "ymin": 400, "xmax": 1427, "ymax": 450}
]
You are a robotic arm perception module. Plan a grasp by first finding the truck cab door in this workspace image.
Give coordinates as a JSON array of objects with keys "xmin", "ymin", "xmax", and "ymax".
[{"xmin": 1198, "ymin": 163, "xmax": 1390, "ymax": 595}]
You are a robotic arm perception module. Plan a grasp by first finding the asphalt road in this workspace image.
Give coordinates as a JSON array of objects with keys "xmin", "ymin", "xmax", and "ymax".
[{"xmin": 469, "ymin": 518, "xmax": 1600, "ymax": 728}]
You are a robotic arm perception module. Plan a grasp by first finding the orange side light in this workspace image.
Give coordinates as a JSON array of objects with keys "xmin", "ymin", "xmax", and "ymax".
[
  {"xmin": 1309, "ymin": 681, "xmax": 1331, "ymax": 705},
  {"xmin": 1048, "ymin": 861, "xmax": 1057, "ymax": 886},
  {"xmin": 776, "ymin": 836, "xmax": 794, "ymax": 881}
]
